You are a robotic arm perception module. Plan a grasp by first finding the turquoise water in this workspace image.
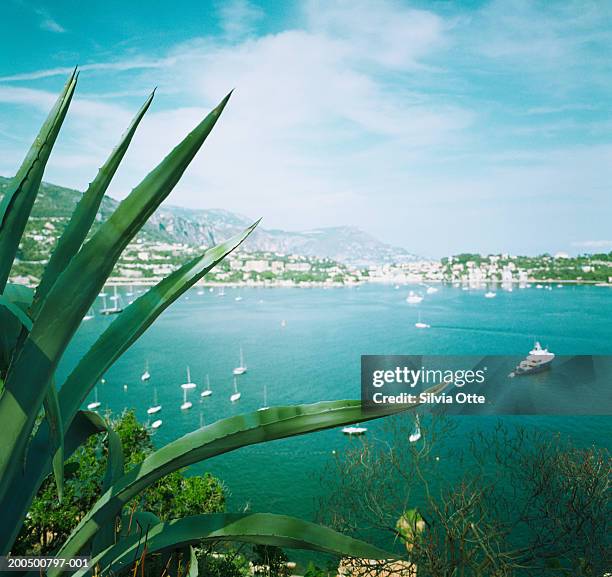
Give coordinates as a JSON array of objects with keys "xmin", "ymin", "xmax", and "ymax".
[{"xmin": 58, "ymin": 284, "xmax": 611, "ymax": 529}]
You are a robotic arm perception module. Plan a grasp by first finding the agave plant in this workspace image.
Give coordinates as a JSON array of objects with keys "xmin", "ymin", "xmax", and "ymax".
[{"xmin": 0, "ymin": 70, "xmax": 425, "ymax": 575}]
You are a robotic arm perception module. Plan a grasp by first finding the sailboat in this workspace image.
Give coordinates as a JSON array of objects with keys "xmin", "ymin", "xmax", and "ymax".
[
  {"xmin": 151, "ymin": 419, "xmax": 163, "ymax": 429},
  {"xmin": 100, "ymin": 286, "xmax": 123, "ymax": 315},
  {"xmin": 409, "ymin": 415, "xmax": 422, "ymax": 443},
  {"xmin": 141, "ymin": 361, "xmax": 151, "ymax": 382},
  {"xmin": 200, "ymin": 374, "xmax": 213, "ymax": 397},
  {"xmin": 425, "ymin": 285, "xmax": 438, "ymax": 294},
  {"xmin": 197, "ymin": 287, "xmax": 204, "ymax": 296},
  {"xmin": 83, "ymin": 307, "xmax": 95, "ymax": 321},
  {"xmin": 342, "ymin": 424, "xmax": 367, "ymax": 435},
  {"xmin": 415, "ymin": 311, "xmax": 430, "ymax": 329},
  {"xmin": 484, "ymin": 291, "xmax": 496, "ymax": 298},
  {"xmin": 218, "ymin": 287, "xmax": 225, "ymax": 297},
  {"xmin": 147, "ymin": 385, "xmax": 162, "ymax": 415},
  {"xmin": 126, "ymin": 284, "xmax": 134, "ymax": 297},
  {"xmin": 257, "ymin": 383, "xmax": 268, "ymax": 411},
  {"xmin": 233, "ymin": 347, "xmax": 247, "ymax": 375},
  {"xmin": 87, "ymin": 384, "xmax": 101, "ymax": 410},
  {"xmin": 181, "ymin": 366, "xmax": 197, "ymax": 389},
  {"xmin": 180, "ymin": 387, "xmax": 193, "ymax": 410},
  {"xmin": 230, "ymin": 376, "xmax": 241, "ymax": 402}
]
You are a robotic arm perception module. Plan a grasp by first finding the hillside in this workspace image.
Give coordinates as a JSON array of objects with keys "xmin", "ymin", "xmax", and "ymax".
[{"xmin": 0, "ymin": 176, "xmax": 419, "ymax": 266}]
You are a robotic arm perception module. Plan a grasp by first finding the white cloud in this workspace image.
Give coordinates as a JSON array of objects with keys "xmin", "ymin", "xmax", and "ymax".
[
  {"xmin": 1, "ymin": 0, "xmax": 467, "ymax": 235},
  {"xmin": 2, "ymin": 0, "xmax": 611, "ymax": 255},
  {"xmin": 304, "ymin": 0, "xmax": 448, "ymax": 70},
  {"xmin": 34, "ymin": 8, "xmax": 66, "ymax": 33},
  {"xmin": 39, "ymin": 17, "xmax": 65, "ymax": 33},
  {"xmin": 0, "ymin": 59, "xmax": 171, "ymax": 82},
  {"xmin": 217, "ymin": 0, "xmax": 264, "ymax": 40}
]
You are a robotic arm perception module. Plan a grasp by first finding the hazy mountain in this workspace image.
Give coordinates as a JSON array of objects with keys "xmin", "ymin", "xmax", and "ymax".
[{"xmin": 0, "ymin": 177, "xmax": 419, "ymax": 266}]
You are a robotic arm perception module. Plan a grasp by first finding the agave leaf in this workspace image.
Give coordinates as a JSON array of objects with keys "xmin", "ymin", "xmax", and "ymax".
[
  {"xmin": 0, "ymin": 294, "xmax": 33, "ymax": 331},
  {"xmin": 55, "ymin": 391, "xmax": 442, "ymax": 561},
  {"xmin": 0, "ymin": 70, "xmax": 77, "ymax": 291},
  {"xmin": 187, "ymin": 546, "xmax": 198, "ymax": 577},
  {"xmin": 0, "ymin": 292, "xmax": 32, "ymax": 389},
  {"xmin": 1, "ymin": 283, "xmax": 34, "ymax": 313},
  {"xmin": 0, "ymin": 410, "xmax": 108, "ymax": 555},
  {"xmin": 0, "ymin": 221, "xmax": 255, "ymax": 553},
  {"xmin": 0, "ymin": 92, "xmax": 231, "ymax": 503},
  {"xmin": 59, "ymin": 221, "xmax": 258, "ymax": 424},
  {"xmin": 91, "ymin": 426, "xmax": 124, "ymax": 556},
  {"xmin": 44, "ymin": 380, "xmax": 64, "ymax": 503},
  {"xmin": 31, "ymin": 91, "xmax": 155, "ymax": 317},
  {"xmin": 74, "ymin": 513, "xmax": 391, "ymax": 577}
]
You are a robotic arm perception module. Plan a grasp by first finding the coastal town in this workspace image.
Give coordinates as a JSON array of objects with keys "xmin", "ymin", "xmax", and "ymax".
[{"xmin": 10, "ymin": 222, "xmax": 612, "ymax": 287}]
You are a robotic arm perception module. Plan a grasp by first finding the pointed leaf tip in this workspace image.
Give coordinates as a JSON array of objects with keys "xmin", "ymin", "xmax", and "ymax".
[{"xmin": 213, "ymin": 90, "xmax": 234, "ymax": 116}]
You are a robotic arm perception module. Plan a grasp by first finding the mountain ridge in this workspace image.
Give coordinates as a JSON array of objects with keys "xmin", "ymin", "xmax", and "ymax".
[{"xmin": 0, "ymin": 176, "xmax": 419, "ymax": 266}]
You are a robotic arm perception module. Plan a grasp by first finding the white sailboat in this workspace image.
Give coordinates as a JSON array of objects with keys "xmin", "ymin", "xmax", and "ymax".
[
  {"xmin": 406, "ymin": 291, "xmax": 423, "ymax": 304},
  {"xmin": 342, "ymin": 424, "xmax": 367, "ymax": 435},
  {"xmin": 83, "ymin": 307, "xmax": 95, "ymax": 321},
  {"xmin": 484, "ymin": 291, "xmax": 496, "ymax": 298},
  {"xmin": 100, "ymin": 286, "xmax": 123, "ymax": 315},
  {"xmin": 87, "ymin": 385, "xmax": 101, "ymax": 410},
  {"xmin": 258, "ymin": 384, "xmax": 268, "ymax": 411},
  {"xmin": 200, "ymin": 374, "xmax": 213, "ymax": 397},
  {"xmin": 147, "ymin": 385, "xmax": 161, "ymax": 415},
  {"xmin": 234, "ymin": 295, "xmax": 243, "ymax": 302},
  {"xmin": 415, "ymin": 311, "xmax": 430, "ymax": 329},
  {"xmin": 141, "ymin": 361, "xmax": 151, "ymax": 382},
  {"xmin": 151, "ymin": 419, "xmax": 163, "ymax": 429},
  {"xmin": 233, "ymin": 347, "xmax": 247, "ymax": 375},
  {"xmin": 180, "ymin": 387, "xmax": 193, "ymax": 410},
  {"xmin": 230, "ymin": 376, "xmax": 241, "ymax": 402},
  {"xmin": 425, "ymin": 286, "xmax": 438, "ymax": 294},
  {"xmin": 126, "ymin": 285, "xmax": 134, "ymax": 297},
  {"xmin": 181, "ymin": 366, "xmax": 197, "ymax": 389},
  {"xmin": 218, "ymin": 287, "xmax": 225, "ymax": 297},
  {"xmin": 409, "ymin": 415, "xmax": 422, "ymax": 443}
]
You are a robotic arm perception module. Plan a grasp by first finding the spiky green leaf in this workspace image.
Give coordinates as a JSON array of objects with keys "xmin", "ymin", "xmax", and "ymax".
[
  {"xmin": 44, "ymin": 380, "xmax": 64, "ymax": 502},
  {"xmin": 55, "ymin": 392, "xmax": 441, "ymax": 561},
  {"xmin": 0, "ymin": 410, "xmax": 109, "ymax": 555},
  {"xmin": 74, "ymin": 513, "xmax": 391, "ymax": 577},
  {"xmin": 0, "ymin": 70, "xmax": 77, "ymax": 291},
  {"xmin": 91, "ymin": 426, "xmax": 124, "ymax": 556},
  {"xmin": 31, "ymin": 91, "xmax": 155, "ymax": 316},
  {"xmin": 187, "ymin": 546, "xmax": 198, "ymax": 577},
  {"xmin": 0, "ymin": 92, "xmax": 231, "ymax": 504},
  {"xmin": 0, "ymin": 220, "xmax": 255, "ymax": 554}
]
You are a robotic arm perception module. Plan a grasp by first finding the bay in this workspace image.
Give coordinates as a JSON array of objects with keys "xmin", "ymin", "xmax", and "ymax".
[{"xmin": 58, "ymin": 284, "xmax": 612, "ymax": 538}]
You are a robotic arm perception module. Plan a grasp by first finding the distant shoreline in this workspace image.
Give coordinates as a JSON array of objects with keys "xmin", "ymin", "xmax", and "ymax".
[
  {"xmin": 101, "ymin": 278, "xmax": 612, "ymax": 288},
  {"xmin": 10, "ymin": 277, "xmax": 612, "ymax": 289}
]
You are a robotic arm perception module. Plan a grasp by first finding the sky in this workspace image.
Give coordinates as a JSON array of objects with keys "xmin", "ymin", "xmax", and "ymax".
[{"xmin": 0, "ymin": 0, "xmax": 611, "ymax": 257}]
